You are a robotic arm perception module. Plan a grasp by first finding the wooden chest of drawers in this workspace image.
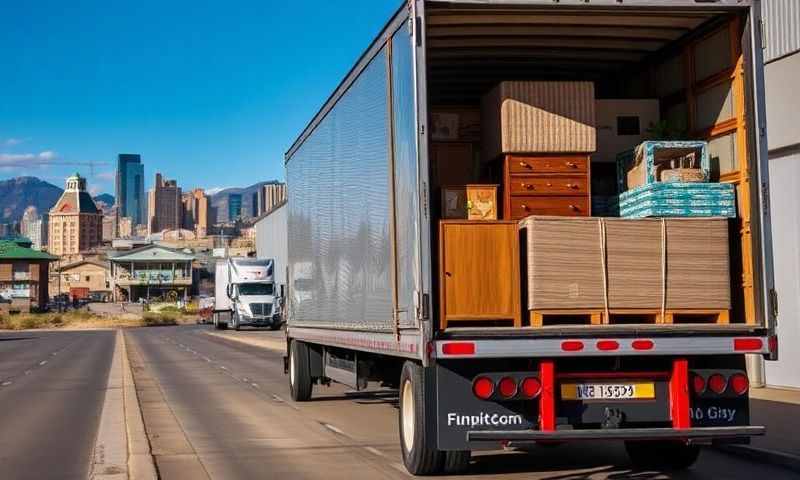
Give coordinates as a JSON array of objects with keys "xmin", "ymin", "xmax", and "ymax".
[{"xmin": 502, "ymin": 154, "xmax": 592, "ymax": 220}]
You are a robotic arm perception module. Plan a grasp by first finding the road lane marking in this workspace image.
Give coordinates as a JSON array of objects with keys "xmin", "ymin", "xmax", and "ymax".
[
  {"xmin": 364, "ymin": 446, "xmax": 385, "ymax": 457},
  {"xmin": 39, "ymin": 360, "xmax": 47, "ymax": 365},
  {"xmin": 251, "ymin": 383, "xmax": 259, "ymax": 388},
  {"xmin": 1, "ymin": 381, "xmax": 12, "ymax": 386},
  {"xmin": 321, "ymin": 423, "xmax": 346, "ymax": 436},
  {"xmin": 24, "ymin": 370, "xmax": 31, "ymax": 375}
]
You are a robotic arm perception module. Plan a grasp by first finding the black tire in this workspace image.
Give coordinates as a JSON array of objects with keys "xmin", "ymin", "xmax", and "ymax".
[
  {"xmin": 399, "ymin": 361, "xmax": 444, "ymax": 475},
  {"xmin": 289, "ymin": 340, "xmax": 313, "ymax": 401},
  {"xmin": 270, "ymin": 322, "xmax": 282, "ymax": 331},
  {"xmin": 443, "ymin": 450, "xmax": 471, "ymax": 474},
  {"xmin": 625, "ymin": 440, "xmax": 700, "ymax": 471}
]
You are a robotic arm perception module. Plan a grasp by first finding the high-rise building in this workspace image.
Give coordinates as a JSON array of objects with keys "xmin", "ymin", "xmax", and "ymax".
[
  {"xmin": 147, "ymin": 173, "xmax": 182, "ymax": 234},
  {"xmin": 115, "ymin": 154, "xmax": 145, "ymax": 226},
  {"xmin": 228, "ymin": 193, "xmax": 243, "ymax": 222},
  {"xmin": 20, "ymin": 206, "xmax": 48, "ymax": 250},
  {"xmin": 118, "ymin": 217, "xmax": 133, "ymax": 239},
  {"xmin": 181, "ymin": 189, "xmax": 209, "ymax": 238},
  {"xmin": 251, "ymin": 192, "xmax": 259, "ymax": 217},
  {"xmin": 257, "ymin": 183, "xmax": 287, "ymax": 216},
  {"xmin": 48, "ymin": 173, "xmax": 103, "ymax": 256}
]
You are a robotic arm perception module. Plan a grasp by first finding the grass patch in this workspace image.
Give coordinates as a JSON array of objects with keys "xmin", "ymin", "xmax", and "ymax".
[
  {"xmin": 142, "ymin": 312, "xmax": 179, "ymax": 327},
  {"xmin": 0, "ymin": 311, "xmax": 91, "ymax": 330}
]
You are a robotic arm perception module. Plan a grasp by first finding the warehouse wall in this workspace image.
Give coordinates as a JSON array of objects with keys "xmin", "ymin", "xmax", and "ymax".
[{"xmin": 762, "ymin": 1, "xmax": 800, "ymax": 388}]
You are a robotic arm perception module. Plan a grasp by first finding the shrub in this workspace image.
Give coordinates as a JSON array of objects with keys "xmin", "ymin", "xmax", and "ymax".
[{"xmin": 142, "ymin": 312, "xmax": 179, "ymax": 327}]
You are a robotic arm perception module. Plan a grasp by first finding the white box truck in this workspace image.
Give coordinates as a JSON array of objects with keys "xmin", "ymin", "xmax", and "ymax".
[
  {"xmin": 213, "ymin": 257, "xmax": 281, "ymax": 330},
  {"xmin": 283, "ymin": 1, "xmax": 776, "ymax": 475}
]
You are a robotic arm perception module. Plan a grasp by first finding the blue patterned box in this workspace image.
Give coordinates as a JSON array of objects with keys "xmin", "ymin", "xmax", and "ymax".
[
  {"xmin": 616, "ymin": 140, "xmax": 710, "ymax": 192},
  {"xmin": 617, "ymin": 182, "xmax": 736, "ymax": 219}
]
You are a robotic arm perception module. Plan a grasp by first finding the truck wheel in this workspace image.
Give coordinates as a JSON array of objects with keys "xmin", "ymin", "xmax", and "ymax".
[
  {"xmin": 399, "ymin": 361, "xmax": 444, "ymax": 475},
  {"xmin": 625, "ymin": 440, "xmax": 700, "ymax": 471},
  {"xmin": 443, "ymin": 450, "xmax": 471, "ymax": 474},
  {"xmin": 289, "ymin": 340, "xmax": 313, "ymax": 401}
]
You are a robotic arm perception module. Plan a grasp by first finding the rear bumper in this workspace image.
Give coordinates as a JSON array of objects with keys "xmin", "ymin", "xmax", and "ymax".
[{"xmin": 467, "ymin": 426, "xmax": 765, "ymax": 442}]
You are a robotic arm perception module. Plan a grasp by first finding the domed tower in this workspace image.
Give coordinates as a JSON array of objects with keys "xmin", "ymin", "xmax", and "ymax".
[{"xmin": 48, "ymin": 173, "xmax": 103, "ymax": 256}]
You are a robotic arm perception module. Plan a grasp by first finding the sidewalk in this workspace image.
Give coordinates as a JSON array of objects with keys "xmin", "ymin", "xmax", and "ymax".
[{"xmin": 721, "ymin": 386, "xmax": 800, "ymax": 471}]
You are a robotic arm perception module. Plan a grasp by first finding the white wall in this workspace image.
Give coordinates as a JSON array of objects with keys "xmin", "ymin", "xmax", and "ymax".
[
  {"xmin": 765, "ymin": 152, "xmax": 800, "ymax": 387},
  {"xmin": 765, "ymin": 51, "xmax": 800, "ymax": 151},
  {"xmin": 255, "ymin": 204, "xmax": 288, "ymax": 289}
]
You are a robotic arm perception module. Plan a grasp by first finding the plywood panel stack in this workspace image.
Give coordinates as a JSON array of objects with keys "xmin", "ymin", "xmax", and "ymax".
[{"xmin": 520, "ymin": 216, "xmax": 731, "ymax": 314}]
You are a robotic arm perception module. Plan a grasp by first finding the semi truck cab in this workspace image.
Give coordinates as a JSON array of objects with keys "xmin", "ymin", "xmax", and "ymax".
[{"xmin": 214, "ymin": 258, "xmax": 282, "ymax": 330}]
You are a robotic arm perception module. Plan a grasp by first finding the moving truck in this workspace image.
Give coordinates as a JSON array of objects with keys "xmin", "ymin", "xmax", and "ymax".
[
  {"xmin": 283, "ymin": 1, "xmax": 776, "ymax": 475},
  {"xmin": 213, "ymin": 257, "xmax": 280, "ymax": 330}
]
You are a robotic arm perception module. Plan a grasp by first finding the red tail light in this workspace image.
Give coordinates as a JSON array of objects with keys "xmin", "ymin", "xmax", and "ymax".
[
  {"xmin": 596, "ymin": 340, "xmax": 619, "ymax": 351},
  {"xmin": 520, "ymin": 377, "xmax": 542, "ymax": 398},
  {"xmin": 561, "ymin": 341, "xmax": 584, "ymax": 352},
  {"xmin": 730, "ymin": 373, "xmax": 749, "ymax": 395},
  {"xmin": 632, "ymin": 340, "xmax": 655, "ymax": 351},
  {"xmin": 472, "ymin": 376, "xmax": 494, "ymax": 399},
  {"xmin": 692, "ymin": 374, "xmax": 706, "ymax": 394},
  {"xmin": 708, "ymin": 374, "xmax": 727, "ymax": 394},
  {"xmin": 498, "ymin": 377, "xmax": 518, "ymax": 398},
  {"xmin": 734, "ymin": 338, "xmax": 763, "ymax": 352},
  {"xmin": 442, "ymin": 342, "xmax": 475, "ymax": 356}
]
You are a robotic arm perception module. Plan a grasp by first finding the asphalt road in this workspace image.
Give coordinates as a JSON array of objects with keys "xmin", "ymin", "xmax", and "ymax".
[
  {"xmin": 126, "ymin": 325, "xmax": 798, "ymax": 480},
  {"xmin": 0, "ymin": 329, "xmax": 116, "ymax": 480}
]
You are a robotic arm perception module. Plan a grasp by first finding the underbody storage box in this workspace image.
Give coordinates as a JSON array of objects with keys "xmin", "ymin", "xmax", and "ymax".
[{"xmin": 519, "ymin": 216, "xmax": 731, "ymax": 311}]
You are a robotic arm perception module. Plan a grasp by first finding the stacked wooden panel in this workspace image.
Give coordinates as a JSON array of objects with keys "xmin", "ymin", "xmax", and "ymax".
[{"xmin": 520, "ymin": 217, "xmax": 730, "ymax": 320}]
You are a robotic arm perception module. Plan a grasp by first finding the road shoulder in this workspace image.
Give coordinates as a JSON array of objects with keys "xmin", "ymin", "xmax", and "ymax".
[{"xmin": 203, "ymin": 329, "xmax": 286, "ymax": 353}]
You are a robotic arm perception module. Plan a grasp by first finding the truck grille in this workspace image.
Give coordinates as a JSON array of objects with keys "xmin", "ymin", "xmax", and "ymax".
[{"xmin": 250, "ymin": 303, "xmax": 271, "ymax": 316}]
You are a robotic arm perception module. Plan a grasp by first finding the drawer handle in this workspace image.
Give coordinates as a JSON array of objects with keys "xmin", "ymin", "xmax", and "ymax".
[
  {"xmin": 565, "ymin": 161, "xmax": 578, "ymax": 168},
  {"xmin": 521, "ymin": 204, "xmax": 530, "ymax": 211},
  {"xmin": 566, "ymin": 183, "xmax": 578, "ymax": 189},
  {"xmin": 522, "ymin": 183, "xmax": 534, "ymax": 190},
  {"xmin": 569, "ymin": 204, "xmax": 580, "ymax": 211},
  {"xmin": 519, "ymin": 161, "xmax": 531, "ymax": 169}
]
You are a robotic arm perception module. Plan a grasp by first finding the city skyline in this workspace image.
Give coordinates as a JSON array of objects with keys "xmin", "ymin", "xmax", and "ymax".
[{"xmin": 0, "ymin": 0, "xmax": 399, "ymax": 194}]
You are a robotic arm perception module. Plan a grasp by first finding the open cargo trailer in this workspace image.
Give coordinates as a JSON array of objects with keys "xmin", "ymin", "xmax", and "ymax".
[{"xmin": 284, "ymin": 0, "xmax": 777, "ymax": 475}]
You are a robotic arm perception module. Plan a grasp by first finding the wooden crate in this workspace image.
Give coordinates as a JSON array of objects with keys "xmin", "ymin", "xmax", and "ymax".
[{"xmin": 439, "ymin": 221, "xmax": 521, "ymax": 329}]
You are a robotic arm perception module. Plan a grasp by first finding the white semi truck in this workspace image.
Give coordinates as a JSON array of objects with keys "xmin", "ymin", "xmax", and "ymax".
[{"xmin": 213, "ymin": 257, "xmax": 281, "ymax": 331}]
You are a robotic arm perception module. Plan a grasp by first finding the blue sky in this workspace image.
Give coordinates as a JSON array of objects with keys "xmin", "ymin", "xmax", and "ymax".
[{"xmin": 0, "ymin": 0, "xmax": 400, "ymax": 195}]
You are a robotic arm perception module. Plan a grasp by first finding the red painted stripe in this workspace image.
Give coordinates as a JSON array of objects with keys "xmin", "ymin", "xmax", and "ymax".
[
  {"xmin": 670, "ymin": 359, "xmax": 691, "ymax": 429},
  {"xmin": 539, "ymin": 360, "xmax": 556, "ymax": 432}
]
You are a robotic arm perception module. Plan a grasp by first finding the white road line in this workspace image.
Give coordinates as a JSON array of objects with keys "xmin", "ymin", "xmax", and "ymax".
[
  {"xmin": 364, "ymin": 446, "xmax": 385, "ymax": 457},
  {"xmin": 219, "ymin": 366, "xmax": 228, "ymax": 370},
  {"xmin": 322, "ymin": 423, "xmax": 346, "ymax": 436},
  {"xmin": 39, "ymin": 360, "xmax": 47, "ymax": 366},
  {"xmin": 1, "ymin": 381, "xmax": 12, "ymax": 386},
  {"xmin": 24, "ymin": 370, "xmax": 31, "ymax": 375},
  {"xmin": 250, "ymin": 383, "xmax": 259, "ymax": 388}
]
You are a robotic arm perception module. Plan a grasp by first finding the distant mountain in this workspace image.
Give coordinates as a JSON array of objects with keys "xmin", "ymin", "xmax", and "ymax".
[
  {"xmin": 93, "ymin": 193, "xmax": 115, "ymax": 215},
  {"xmin": 0, "ymin": 177, "xmax": 63, "ymax": 223},
  {"xmin": 209, "ymin": 180, "xmax": 281, "ymax": 223}
]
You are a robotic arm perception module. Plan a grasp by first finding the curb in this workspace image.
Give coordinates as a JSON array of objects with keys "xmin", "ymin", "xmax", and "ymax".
[
  {"xmin": 717, "ymin": 444, "xmax": 800, "ymax": 473},
  {"xmin": 121, "ymin": 330, "xmax": 158, "ymax": 480},
  {"xmin": 90, "ymin": 329, "xmax": 128, "ymax": 479}
]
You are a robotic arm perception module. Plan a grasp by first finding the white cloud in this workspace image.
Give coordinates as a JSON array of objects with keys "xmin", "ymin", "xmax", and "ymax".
[
  {"xmin": 0, "ymin": 150, "xmax": 59, "ymax": 166},
  {"xmin": 2, "ymin": 137, "xmax": 29, "ymax": 147},
  {"xmin": 205, "ymin": 186, "xmax": 230, "ymax": 195}
]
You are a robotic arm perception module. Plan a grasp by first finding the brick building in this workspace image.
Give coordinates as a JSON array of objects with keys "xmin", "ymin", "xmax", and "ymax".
[
  {"xmin": 48, "ymin": 174, "xmax": 103, "ymax": 256},
  {"xmin": 147, "ymin": 173, "xmax": 182, "ymax": 235}
]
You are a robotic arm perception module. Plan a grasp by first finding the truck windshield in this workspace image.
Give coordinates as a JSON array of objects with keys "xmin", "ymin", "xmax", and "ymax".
[{"xmin": 238, "ymin": 283, "xmax": 273, "ymax": 296}]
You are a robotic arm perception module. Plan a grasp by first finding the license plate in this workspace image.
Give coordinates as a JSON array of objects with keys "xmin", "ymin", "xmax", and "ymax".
[{"xmin": 561, "ymin": 382, "xmax": 655, "ymax": 400}]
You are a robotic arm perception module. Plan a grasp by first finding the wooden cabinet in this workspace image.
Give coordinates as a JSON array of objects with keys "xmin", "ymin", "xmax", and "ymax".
[
  {"xmin": 439, "ymin": 221, "xmax": 521, "ymax": 329},
  {"xmin": 502, "ymin": 154, "xmax": 592, "ymax": 220},
  {"xmin": 441, "ymin": 185, "xmax": 498, "ymax": 220}
]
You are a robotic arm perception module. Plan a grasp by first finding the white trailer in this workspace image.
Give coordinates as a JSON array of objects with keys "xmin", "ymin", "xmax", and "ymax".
[{"xmin": 213, "ymin": 257, "xmax": 280, "ymax": 330}]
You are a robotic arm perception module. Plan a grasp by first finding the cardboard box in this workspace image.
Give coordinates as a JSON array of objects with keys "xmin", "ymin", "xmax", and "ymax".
[
  {"xmin": 482, "ymin": 81, "xmax": 596, "ymax": 161},
  {"xmin": 520, "ymin": 216, "xmax": 731, "ymax": 311}
]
